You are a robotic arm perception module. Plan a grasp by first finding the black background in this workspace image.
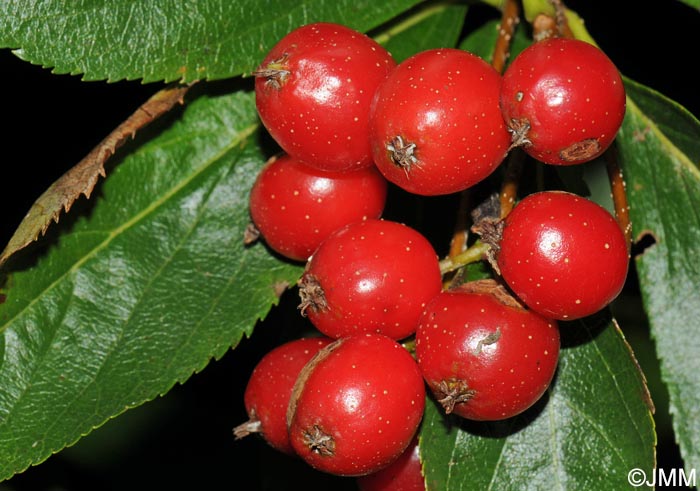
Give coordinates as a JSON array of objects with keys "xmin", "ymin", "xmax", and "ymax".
[{"xmin": 1, "ymin": 2, "xmax": 698, "ymax": 490}]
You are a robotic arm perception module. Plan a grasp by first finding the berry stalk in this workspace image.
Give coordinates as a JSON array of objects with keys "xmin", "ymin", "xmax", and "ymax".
[
  {"xmin": 605, "ymin": 145, "xmax": 633, "ymax": 251},
  {"xmin": 492, "ymin": 0, "xmax": 520, "ymax": 74}
]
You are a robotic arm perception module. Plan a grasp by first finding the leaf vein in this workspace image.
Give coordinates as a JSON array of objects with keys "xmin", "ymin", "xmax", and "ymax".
[
  {"xmin": 0, "ymin": 121, "xmax": 257, "ymax": 337},
  {"xmin": 588, "ymin": 323, "xmax": 650, "ymax": 458},
  {"xmin": 36, "ymin": 150, "xmax": 232, "ymax": 447}
]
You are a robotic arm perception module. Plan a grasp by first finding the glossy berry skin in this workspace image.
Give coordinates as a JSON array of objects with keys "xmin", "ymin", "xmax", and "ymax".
[
  {"xmin": 249, "ymin": 154, "xmax": 388, "ymax": 261},
  {"xmin": 254, "ymin": 22, "xmax": 396, "ymax": 172},
  {"xmin": 497, "ymin": 191, "xmax": 629, "ymax": 320},
  {"xmin": 369, "ymin": 48, "xmax": 510, "ymax": 196},
  {"xmin": 415, "ymin": 283, "xmax": 560, "ymax": 421},
  {"xmin": 287, "ymin": 333, "xmax": 426, "ymax": 477},
  {"xmin": 233, "ymin": 336, "xmax": 333, "ymax": 454},
  {"xmin": 298, "ymin": 219, "xmax": 443, "ymax": 340},
  {"xmin": 356, "ymin": 436, "xmax": 425, "ymax": 491},
  {"xmin": 500, "ymin": 38, "xmax": 626, "ymax": 165}
]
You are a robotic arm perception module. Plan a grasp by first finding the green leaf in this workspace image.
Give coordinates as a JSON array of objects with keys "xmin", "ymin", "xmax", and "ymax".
[
  {"xmin": 0, "ymin": 0, "xmax": 421, "ymax": 83},
  {"xmin": 0, "ymin": 85, "xmax": 302, "ymax": 481},
  {"xmin": 623, "ymin": 80, "xmax": 700, "ymax": 166},
  {"xmin": 458, "ymin": 16, "xmax": 531, "ymax": 69},
  {"xmin": 420, "ymin": 316, "xmax": 655, "ymax": 491},
  {"xmin": 676, "ymin": 0, "xmax": 700, "ymax": 10},
  {"xmin": 459, "ymin": 17, "xmax": 502, "ymax": 61},
  {"xmin": 375, "ymin": 2, "xmax": 468, "ymax": 63},
  {"xmin": 617, "ymin": 78, "xmax": 700, "ymax": 473}
]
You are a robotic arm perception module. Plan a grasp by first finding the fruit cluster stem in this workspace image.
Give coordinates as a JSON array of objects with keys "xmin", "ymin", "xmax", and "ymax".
[
  {"xmin": 499, "ymin": 149, "xmax": 526, "ymax": 218},
  {"xmin": 605, "ymin": 145, "xmax": 633, "ymax": 251},
  {"xmin": 492, "ymin": 0, "xmax": 520, "ymax": 74},
  {"xmin": 447, "ymin": 191, "xmax": 472, "ymax": 258},
  {"xmin": 492, "ymin": 0, "xmax": 523, "ymax": 219},
  {"xmin": 439, "ymin": 241, "xmax": 491, "ymax": 275}
]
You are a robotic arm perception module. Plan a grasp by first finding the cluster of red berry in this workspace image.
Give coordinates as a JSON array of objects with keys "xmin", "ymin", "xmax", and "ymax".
[{"xmin": 238, "ymin": 21, "xmax": 629, "ymax": 488}]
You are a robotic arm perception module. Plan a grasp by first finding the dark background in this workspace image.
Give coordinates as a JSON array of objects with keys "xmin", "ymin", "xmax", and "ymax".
[{"xmin": 1, "ymin": 1, "xmax": 698, "ymax": 490}]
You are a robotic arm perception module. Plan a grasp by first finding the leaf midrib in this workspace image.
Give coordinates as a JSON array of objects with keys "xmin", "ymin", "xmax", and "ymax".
[
  {"xmin": 0, "ymin": 122, "xmax": 258, "ymax": 337},
  {"xmin": 33, "ymin": 150, "xmax": 241, "ymax": 451},
  {"xmin": 0, "ymin": 125, "xmax": 260, "ymax": 477}
]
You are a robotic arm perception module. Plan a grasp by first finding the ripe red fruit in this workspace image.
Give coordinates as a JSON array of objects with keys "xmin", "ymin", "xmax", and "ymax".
[
  {"xmin": 496, "ymin": 191, "xmax": 629, "ymax": 320},
  {"xmin": 254, "ymin": 22, "xmax": 396, "ymax": 172},
  {"xmin": 500, "ymin": 37, "xmax": 626, "ymax": 165},
  {"xmin": 415, "ymin": 281, "xmax": 560, "ymax": 421},
  {"xmin": 356, "ymin": 436, "xmax": 425, "ymax": 491},
  {"xmin": 298, "ymin": 219, "xmax": 443, "ymax": 340},
  {"xmin": 287, "ymin": 333, "xmax": 426, "ymax": 476},
  {"xmin": 233, "ymin": 336, "xmax": 333, "ymax": 454},
  {"xmin": 369, "ymin": 48, "xmax": 510, "ymax": 195},
  {"xmin": 248, "ymin": 154, "xmax": 388, "ymax": 261}
]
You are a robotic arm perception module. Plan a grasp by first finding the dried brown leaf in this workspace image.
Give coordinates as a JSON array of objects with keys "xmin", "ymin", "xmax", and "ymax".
[{"xmin": 0, "ymin": 83, "xmax": 194, "ymax": 266}]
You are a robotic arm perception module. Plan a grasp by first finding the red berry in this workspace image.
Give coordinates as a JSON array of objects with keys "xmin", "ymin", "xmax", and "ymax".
[
  {"xmin": 287, "ymin": 333, "xmax": 426, "ymax": 476},
  {"xmin": 415, "ymin": 281, "xmax": 560, "ymax": 421},
  {"xmin": 233, "ymin": 336, "xmax": 333, "ymax": 454},
  {"xmin": 249, "ymin": 154, "xmax": 388, "ymax": 261},
  {"xmin": 369, "ymin": 48, "xmax": 510, "ymax": 195},
  {"xmin": 356, "ymin": 436, "xmax": 425, "ymax": 491},
  {"xmin": 500, "ymin": 37, "xmax": 626, "ymax": 165},
  {"xmin": 496, "ymin": 191, "xmax": 629, "ymax": 320},
  {"xmin": 254, "ymin": 22, "xmax": 396, "ymax": 172},
  {"xmin": 298, "ymin": 219, "xmax": 443, "ymax": 340}
]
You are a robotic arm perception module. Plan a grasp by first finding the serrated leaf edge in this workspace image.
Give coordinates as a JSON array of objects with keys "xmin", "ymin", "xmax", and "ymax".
[{"xmin": 0, "ymin": 121, "xmax": 258, "ymax": 336}]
